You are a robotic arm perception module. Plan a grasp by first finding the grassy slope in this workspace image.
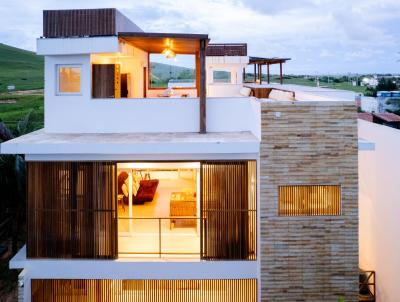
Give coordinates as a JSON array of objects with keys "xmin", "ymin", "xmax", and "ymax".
[
  {"xmin": 0, "ymin": 94, "xmax": 44, "ymax": 132},
  {"xmin": 0, "ymin": 43, "xmax": 44, "ymax": 92}
]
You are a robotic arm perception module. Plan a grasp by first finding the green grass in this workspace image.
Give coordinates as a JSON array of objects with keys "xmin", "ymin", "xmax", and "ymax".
[
  {"xmin": 271, "ymin": 75, "xmax": 369, "ymax": 94},
  {"xmin": 0, "ymin": 43, "xmax": 44, "ymax": 93},
  {"xmin": 0, "ymin": 94, "xmax": 44, "ymax": 133}
]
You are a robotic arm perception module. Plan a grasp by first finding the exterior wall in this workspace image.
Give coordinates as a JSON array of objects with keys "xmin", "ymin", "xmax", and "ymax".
[
  {"xmin": 206, "ymin": 56, "xmax": 248, "ymax": 97},
  {"xmin": 44, "ymin": 93, "xmax": 260, "ymax": 134},
  {"xmin": 37, "ymin": 37, "xmax": 119, "ymax": 55},
  {"xmin": 358, "ymin": 119, "xmax": 400, "ymax": 302},
  {"xmin": 260, "ymin": 100, "xmax": 358, "ymax": 301}
]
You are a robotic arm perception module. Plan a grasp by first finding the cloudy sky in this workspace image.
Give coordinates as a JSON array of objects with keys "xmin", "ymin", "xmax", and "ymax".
[{"xmin": 1, "ymin": 0, "xmax": 399, "ymax": 74}]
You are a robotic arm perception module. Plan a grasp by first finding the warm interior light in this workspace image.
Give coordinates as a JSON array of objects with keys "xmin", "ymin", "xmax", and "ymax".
[{"xmin": 162, "ymin": 47, "xmax": 176, "ymax": 58}]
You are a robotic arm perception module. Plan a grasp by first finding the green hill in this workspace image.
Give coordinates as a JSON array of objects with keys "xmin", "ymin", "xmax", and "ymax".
[
  {"xmin": 0, "ymin": 43, "xmax": 44, "ymax": 92},
  {"xmin": 149, "ymin": 62, "xmax": 194, "ymax": 87}
]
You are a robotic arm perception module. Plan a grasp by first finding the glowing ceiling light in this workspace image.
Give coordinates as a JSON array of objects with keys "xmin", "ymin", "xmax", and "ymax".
[{"xmin": 162, "ymin": 48, "xmax": 176, "ymax": 58}]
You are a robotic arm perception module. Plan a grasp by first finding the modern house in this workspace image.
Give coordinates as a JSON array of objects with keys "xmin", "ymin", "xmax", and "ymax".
[{"xmin": 0, "ymin": 8, "xmax": 359, "ymax": 302}]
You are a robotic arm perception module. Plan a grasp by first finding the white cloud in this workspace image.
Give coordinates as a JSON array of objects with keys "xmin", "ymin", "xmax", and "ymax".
[{"xmin": 0, "ymin": 0, "xmax": 399, "ymax": 73}]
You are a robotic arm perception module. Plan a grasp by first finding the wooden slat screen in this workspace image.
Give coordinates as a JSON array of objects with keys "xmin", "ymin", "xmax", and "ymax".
[
  {"xmin": 31, "ymin": 279, "xmax": 257, "ymax": 302},
  {"xmin": 278, "ymin": 185, "xmax": 341, "ymax": 216},
  {"xmin": 201, "ymin": 161, "xmax": 257, "ymax": 260},
  {"xmin": 43, "ymin": 9, "xmax": 116, "ymax": 38},
  {"xmin": 27, "ymin": 162, "xmax": 117, "ymax": 259}
]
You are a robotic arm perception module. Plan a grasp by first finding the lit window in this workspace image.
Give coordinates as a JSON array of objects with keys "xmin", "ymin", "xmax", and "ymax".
[
  {"xmin": 213, "ymin": 70, "xmax": 232, "ymax": 83},
  {"xmin": 57, "ymin": 65, "xmax": 81, "ymax": 94},
  {"xmin": 278, "ymin": 185, "xmax": 341, "ymax": 216}
]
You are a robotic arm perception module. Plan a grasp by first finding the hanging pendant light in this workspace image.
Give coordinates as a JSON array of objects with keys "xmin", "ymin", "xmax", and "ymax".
[{"xmin": 162, "ymin": 48, "xmax": 176, "ymax": 58}]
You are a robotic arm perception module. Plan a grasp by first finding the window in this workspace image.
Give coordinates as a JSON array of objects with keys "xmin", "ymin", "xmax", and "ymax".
[
  {"xmin": 213, "ymin": 69, "xmax": 232, "ymax": 83},
  {"xmin": 149, "ymin": 54, "xmax": 195, "ymax": 89},
  {"xmin": 278, "ymin": 185, "xmax": 341, "ymax": 216},
  {"xmin": 57, "ymin": 65, "xmax": 81, "ymax": 94}
]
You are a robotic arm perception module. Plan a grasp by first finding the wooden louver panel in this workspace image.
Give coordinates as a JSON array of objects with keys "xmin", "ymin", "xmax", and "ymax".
[
  {"xmin": 27, "ymin": 162, "xmax": 117, "ymax": 259},
  {"xmin": 201, "ymin": 161, "xmax": 257, "ymax": 260},
  {"xmin": 31, "ymin": 279, "xmax": 257, "ymax": 302},
  {"xmin": 43, "ymin": 9, "xmax": 116, "ymax": 38},
  {"xmin": 278, "ymin": 185, "xmax": 341, "ymax": 216}
]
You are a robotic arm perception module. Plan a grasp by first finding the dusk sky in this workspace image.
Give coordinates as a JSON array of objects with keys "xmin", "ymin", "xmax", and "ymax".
[{"xmin": 1, "ymin": 0, "xmax": 399, "ymax": 74}]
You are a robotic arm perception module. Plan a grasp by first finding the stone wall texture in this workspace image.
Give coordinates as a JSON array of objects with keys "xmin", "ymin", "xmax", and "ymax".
[{"xmin": 260, "ymin": 100, "xmax": 358, "ymax": 302}]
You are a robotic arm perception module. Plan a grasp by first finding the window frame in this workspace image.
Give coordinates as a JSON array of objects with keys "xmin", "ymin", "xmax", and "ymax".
[
  {"xmin": 56, "ymin": 64, "xmax": 82, "ymax": 96},
  {"xmin": 278, "ymin": 184, "xmax": 342, "ymax": 216},
  {"xmin": 212, "ymin": 69, "xmax": 233, "ymax": 84}
]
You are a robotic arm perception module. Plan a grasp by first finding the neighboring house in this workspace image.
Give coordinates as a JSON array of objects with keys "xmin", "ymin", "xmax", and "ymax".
[
  {"xmin": 0, "ymin": 9, "xmax": 359, "ymax": 302},
  {"xmin": 361, "ymin": 76, "xmax": 378, "ymax": 88},
  {"xmin": 358, "ymin": 119, "xmax": 400, "ymax": 302}
]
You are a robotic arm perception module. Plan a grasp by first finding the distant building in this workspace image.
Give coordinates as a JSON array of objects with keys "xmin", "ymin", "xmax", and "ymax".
[{"xmin": 361, "ymin": 76, "xmax": 378, "ymax": 88}]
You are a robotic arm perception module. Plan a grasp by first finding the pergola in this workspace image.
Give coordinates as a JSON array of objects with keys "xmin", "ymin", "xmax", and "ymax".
[
  {"xmin": 119, "ymin": 32, "xmax": 209, "ymax": 133},
  {"xmin": 247, "ymin": 57, "xmax": 291, "ymax": 85}
]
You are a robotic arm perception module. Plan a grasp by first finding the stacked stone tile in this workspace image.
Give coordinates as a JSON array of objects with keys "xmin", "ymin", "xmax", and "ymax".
[{"xmin": 260, "ymin": 100, "xmax": 358, "ymax": 302}]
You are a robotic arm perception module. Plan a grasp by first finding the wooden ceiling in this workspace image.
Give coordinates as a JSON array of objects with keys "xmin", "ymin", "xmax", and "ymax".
[{"xmin": 119, "ymin": 32, "xmax": 209, "ymax": 54}]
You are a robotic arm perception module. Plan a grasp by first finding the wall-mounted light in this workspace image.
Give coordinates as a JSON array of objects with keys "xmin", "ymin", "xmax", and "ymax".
[{"xmin": 162, "ymin": 48, "xmax": 176, "ymax": 58}]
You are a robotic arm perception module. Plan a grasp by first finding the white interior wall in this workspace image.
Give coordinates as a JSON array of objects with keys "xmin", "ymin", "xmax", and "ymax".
[
  {"xmin": 358, "ymin": 119, "xmax": 400, "ymax": 302},
  {"xmin": 91, "ymin": 44, "xmax": 148, "ymax": 98}
]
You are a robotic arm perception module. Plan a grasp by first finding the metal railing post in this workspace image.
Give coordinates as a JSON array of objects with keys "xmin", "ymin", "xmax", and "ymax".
[{"xmin": 159, "ymin": 218, "xmax": 161, "ymax": 258}]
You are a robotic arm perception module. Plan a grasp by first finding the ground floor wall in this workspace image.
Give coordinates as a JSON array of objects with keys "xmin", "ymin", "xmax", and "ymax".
[{"xmin": 260, "ymin": 101, "xmax": 359, "ymax": 301}]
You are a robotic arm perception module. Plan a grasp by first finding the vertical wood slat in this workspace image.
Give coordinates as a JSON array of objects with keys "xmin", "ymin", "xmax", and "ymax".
[
  {"xmin": 27, "ymin": 162, "xmax": 117, "ymax": 259},
  {"xmin": 278, "ymin": 185, "xmax": 341, "ymax": 216},
  {"xmin": 201, "ymin": 161, "xmax": 257, "ymax": 260},
  {"xmin": 31, "ymin": 279, "xmax": 257, "ymax": 302},
  {"xmin": 43, "ymin": 9, "xmax": 116, "ymax": 38}
]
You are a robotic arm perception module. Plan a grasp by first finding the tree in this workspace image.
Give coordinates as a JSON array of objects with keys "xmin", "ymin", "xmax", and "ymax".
[{"xmin": 0, "ymin": 111, "xmax": 34, "ymax": 254}]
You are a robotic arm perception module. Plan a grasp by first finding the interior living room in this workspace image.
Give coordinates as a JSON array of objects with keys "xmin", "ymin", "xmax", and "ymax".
[
  {"xmin": 91, "ymin": 33, "xmax": 207, "ymax": 99},
  {"xmin": 117, "ymin": 162, "xmax": 200, "ymax": 258}
]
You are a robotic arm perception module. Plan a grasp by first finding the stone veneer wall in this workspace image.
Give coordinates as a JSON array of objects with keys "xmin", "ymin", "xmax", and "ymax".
[{"xmin": 260, "ymin": 100, "xmax": 358, "ymax": 302}]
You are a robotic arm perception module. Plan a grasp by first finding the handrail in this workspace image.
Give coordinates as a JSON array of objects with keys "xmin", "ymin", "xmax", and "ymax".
[{"xmin": 118, "ymin": 217, "xmax": 203, "ymax": 258}]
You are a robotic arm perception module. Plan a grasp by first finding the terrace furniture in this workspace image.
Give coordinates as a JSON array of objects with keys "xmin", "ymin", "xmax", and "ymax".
[
  {"xmin": 170, "ymin": 191, "xmax": 197, "ymax": 229},
  {"xmin": 245, "ymin": 86, "xmax": 295, "ymax": 100},
  {"xmin": 359, "ymin": 270, "xmax": 375, "ymax": 302},
  {"xmin": 122, "ymin": 179, "xmax": 159, "ymax": 205}
]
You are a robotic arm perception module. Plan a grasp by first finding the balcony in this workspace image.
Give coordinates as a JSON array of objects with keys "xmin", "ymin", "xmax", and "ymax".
[{"xmin": 24, "ymin": 161, "xmax": 257, "ymax": 261}]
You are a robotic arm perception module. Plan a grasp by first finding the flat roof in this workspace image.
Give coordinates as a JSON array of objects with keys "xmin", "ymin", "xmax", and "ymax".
[{"xmin": 0, "ymin": 129, "xmax": 259, "ymax": 155}]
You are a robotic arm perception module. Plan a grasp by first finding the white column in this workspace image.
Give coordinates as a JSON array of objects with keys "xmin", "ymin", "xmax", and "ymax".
[{"xmin": 128, "ymin": 171, "xmax": 133, "ymax": 233}]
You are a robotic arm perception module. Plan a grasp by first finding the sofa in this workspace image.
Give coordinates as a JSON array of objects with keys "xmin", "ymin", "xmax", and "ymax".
[{"xmin": 123, "ymin": 179, "xmax": 159, "ymax": 205}]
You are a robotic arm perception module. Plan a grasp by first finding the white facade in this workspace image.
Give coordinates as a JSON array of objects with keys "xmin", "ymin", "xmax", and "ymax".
[{"xmin": 359, "ymin": 119, "xmax": 400, "ymax": 302}]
